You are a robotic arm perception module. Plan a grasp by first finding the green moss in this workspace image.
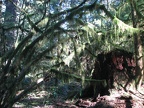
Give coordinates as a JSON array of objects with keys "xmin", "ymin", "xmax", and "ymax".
[{"xmin": 113, "ymin": 17, "xmax": 140, "ymax": 35}]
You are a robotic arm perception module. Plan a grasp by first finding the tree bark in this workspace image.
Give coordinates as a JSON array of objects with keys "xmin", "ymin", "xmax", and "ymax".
[
  {"xmin": 134, "ymin": 33, "xmax": 143, "ymax": 90},
  {"xmin": 4, "ymin": 0, "xmax": 17, "ymax": 51},
  {"xmin": 0, "ymin": 0, "xmax": 2, "ymax": 57},
  {"xmin": 131, "ymin": 0, "xmax": 143, "ymax": 90}
]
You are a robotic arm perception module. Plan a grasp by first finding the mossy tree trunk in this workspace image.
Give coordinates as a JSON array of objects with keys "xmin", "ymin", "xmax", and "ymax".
[
  {"xmin": 131, "ymin": 0, "xmax": 143, "ymax": 90},
  {"xmin": 4, "ymin": 0, "xmax": 17, "ymax": 51}
]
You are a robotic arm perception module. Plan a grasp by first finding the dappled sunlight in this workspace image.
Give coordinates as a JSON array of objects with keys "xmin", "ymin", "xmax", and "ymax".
[
  {"xmin": 1, "ymin": 0, "xmax": 144, "ymax": 107},
  {"xmin": 14, "ymin": 91, "xmax": 50, "ymax": 108}
]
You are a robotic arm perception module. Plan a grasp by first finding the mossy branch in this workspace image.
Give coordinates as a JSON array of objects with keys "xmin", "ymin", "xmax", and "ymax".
[{"xmin": 50, "ymin": 68, "xmax": 106, "ymax": 85}]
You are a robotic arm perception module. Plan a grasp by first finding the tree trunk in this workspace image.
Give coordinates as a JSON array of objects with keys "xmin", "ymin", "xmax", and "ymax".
[
  {"xmin": 4, "ymin": 0, "xmax": 17, "ymax": 51},
  {"xmin": 0, "ymin": 1, "xmax": 17, "ymax": 107},
  {"xmin": 134, "ymin": 33, "xmax": 143, "ymax": 90},
  {"xmin": 0, "ymin": 0, "xmax": 2, "ymax": 57},
  {"xmin": 131, "ymin": 1, "xmax": 143, "ymax": 90}
]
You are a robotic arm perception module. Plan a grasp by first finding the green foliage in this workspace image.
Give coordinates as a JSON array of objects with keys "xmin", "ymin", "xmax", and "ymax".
[{"xmin": 0, "ymin": 0, "xmax": 144, "ymax": 107}]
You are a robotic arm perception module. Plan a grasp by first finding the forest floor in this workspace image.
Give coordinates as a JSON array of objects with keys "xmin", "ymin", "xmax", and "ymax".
[{"xmin": 13, "ymin": 81, "xmax": 144, "ymax": 108}]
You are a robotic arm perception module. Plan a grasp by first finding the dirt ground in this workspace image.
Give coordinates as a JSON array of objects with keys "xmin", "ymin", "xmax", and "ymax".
[
  {"xmin": 13, "ymin": 74, "xmax": 144, "ymax": 108},
  {"xmin": 74, "ymin": 89, "xmax": 144, "ymax": 108},
  {"xmin": 13, "ymin": 84, "xmax": 144, "ymax": 108}
]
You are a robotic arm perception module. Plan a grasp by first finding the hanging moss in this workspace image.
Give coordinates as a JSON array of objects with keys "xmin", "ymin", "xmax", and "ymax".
[
  {"xmin": 113, "ymin": 17, "xmax": 140, "ymax": 35},
  {"xmin": 50, "ymin": 68, "xmax": 106, "ymax": 87}
]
